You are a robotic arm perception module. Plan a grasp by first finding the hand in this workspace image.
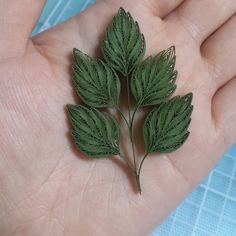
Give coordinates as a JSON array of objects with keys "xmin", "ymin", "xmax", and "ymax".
[{"xmin": 0, "ymin": 0, "xmax": 235, "ymax": 235}]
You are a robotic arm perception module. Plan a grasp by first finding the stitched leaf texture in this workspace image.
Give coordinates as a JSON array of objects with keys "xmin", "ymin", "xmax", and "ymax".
[
  {"xmin": 102, "ymin": 7, "xmax": 146, "ymax": 76},
  {"xmin": 72, "ymin": 49, "xmax": 120, "ymax": 108},
  {"xmin": 143, "ymin": 93, "xmax": 193, "ymax": 154},
  {"xmin": 131, "ymin": 46, "xmax": 177, "ymax": 107},
  {"xmin": 67, "ymin": 105, "xmax": 120, "ymax": 158}
]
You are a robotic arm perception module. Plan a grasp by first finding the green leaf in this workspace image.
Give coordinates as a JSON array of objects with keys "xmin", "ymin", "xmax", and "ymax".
[
  {"xmin": 143, "ymin": 93, "xmax": 193, "ymax": 154},
  {"xmin": 72, "ymin": 49, "xmax": 120, "ymax": 108},
  {"xmin": 67, "ymin": 104, "xmax": 120, "ymax": 158},
  {"xmin": 101, "ymin": 7, "xmax": 146, "ymax": 76},
  {"xmin": 131, "ymin": 46, "xmax": 177, "ymax": 107}
]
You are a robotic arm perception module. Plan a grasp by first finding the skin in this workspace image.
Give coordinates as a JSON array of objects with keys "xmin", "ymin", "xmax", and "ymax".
[{"xmin": 0, "ymin": 0, "xmax": 236, "ymax": 235}]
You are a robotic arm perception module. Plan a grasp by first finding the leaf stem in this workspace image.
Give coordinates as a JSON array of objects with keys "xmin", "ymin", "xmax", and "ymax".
[
  {"xmin": 138, "ymin": 152, "xmax": 148, "ymax": 176},
  {"xmin": 130, "ymin": 103, "xmax": 140, "ymax": 131},
  {"xmin": 118, "ymin": 75, "xmax": 143, "ymax": 193},
  {"xmin": 129, "ymin": 124, "xmax": 137, "ymax": 171},
  {"xmin": 116, "ymin": 107, "xmax": 130, "ymax": 128},
  {"xmin": 129, "ymin": 103, "xmax": 141, "ymax": 173},
  {"xmin": 126, "ymin": 75, "xmax": 138, "ymax": 172},
  {"xmin": 126, "ymin": 75, "xmax": 131, "ymax": 124},
  {"xmin": 134, "ymin": 152, "xmax": 149, "ymax": 193},
  {"xmin": 135, "ymin": 171, "xmax": 142, "ymax": 193}
]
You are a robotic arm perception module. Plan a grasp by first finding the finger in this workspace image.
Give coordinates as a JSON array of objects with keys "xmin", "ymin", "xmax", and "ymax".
[
  {"xmin": 167, "ymin": 0, "xmax": 236, "ymax": 44},
  {"xmin": 98, "ymin": 0, "xmax": 186, "ymax": 18},
  {"xmin": 150, "ymin": 0, "xmax": 186, "ymax": 17},
  {"xmin": 201, "ymin": 15, "xmax": 236, "ymax": 92},
  {"xmin": 213, "ymin": 77, "xmax": 236, "ymax": 146},
  {"xmin": 0, "ymin": 0, "xmax": 45, "ymax": 58},
  {"xmin": 33, "ymin": 0, "xmax": 185, "ymax": 60}
]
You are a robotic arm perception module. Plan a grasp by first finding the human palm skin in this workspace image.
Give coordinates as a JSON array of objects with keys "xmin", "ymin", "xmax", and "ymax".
[{"xmin": 0, "ymin": 0, "xmax": 236, "ymax": 235}]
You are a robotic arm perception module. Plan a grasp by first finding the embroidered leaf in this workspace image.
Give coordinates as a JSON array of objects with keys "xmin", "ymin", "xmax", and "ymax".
[
  {"xmin": 73, "ymin": 49, "xmax": 120, "ymax": 108},
  {"xmin": 102, "ymin": 7, "xmax": 146, "ymax": 76},
  {"xmin": 143, "ymin": 93, "xmax": 193, "ymax": 154},
  {"xmin": 131, "ymin": 46, "xmax": 177, "ymax": 107},
  {"xmin": 67, "ymin": 105, "xmax": 120, "ymax": 158}
]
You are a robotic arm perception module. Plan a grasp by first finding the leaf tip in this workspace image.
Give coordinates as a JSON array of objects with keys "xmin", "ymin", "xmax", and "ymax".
[
  {"xmin": 73, "ymin": 48, "xmax": 81, "ymax": 58},
  {"xmin": 73, "ymin": 48, "xmax": 91, "ymax": 62},
  {"xmin": 188, "ymin": 92, "xmax": 193, "ymax": 99},
  {"xmin": 67, "ymin": 104, "xmax": 76, "ymax": 114},
  {"xmin": 73, "ymin": 48, "xmax": 82, "ymax": 62},
  {"xmin": 169, "ymin": 45, "xmax": 175, "ymax": 53},
  {"xmin": 118, "ymin": 7, "xmax": 126, "ymax": 15},
  {"xmin": 73, "ymin": 48, "xmax": 79, "ymax": 54},
  {"xmin": 184, "ymin": 92, "xmax": 193, "ymax": 104}
]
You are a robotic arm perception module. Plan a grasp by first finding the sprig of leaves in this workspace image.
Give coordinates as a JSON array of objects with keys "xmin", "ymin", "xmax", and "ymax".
[{"xmin": 67, "ymin": 7, "xmax": 194, "ymax": 193}]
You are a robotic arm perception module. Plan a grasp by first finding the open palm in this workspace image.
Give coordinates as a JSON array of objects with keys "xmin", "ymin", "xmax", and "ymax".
[{"xmin": 0, "ymin": 0, "xmax": 236, "ymax": 235}]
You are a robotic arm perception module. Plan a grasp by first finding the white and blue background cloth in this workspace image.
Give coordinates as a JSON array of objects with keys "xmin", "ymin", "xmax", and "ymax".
[{"xmin": 34, "ymin": 1, "xmax": 236, "ymax": 235}]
